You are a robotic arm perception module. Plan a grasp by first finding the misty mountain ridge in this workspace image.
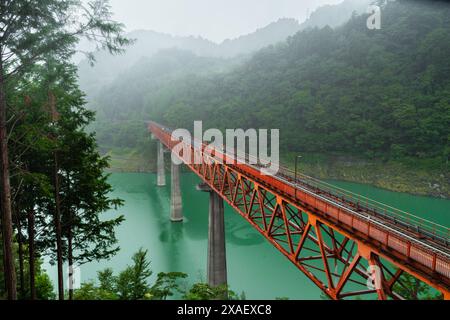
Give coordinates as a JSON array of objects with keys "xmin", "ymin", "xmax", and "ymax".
[
  {"xmin": 90, "ymin": 48, "xmax": 237, "ymax": 122},
  {"xmin": 78, "ymin": 0, "xmax": 372, "ymax": 97},
  {"xmin": 301, "ymin": 0, "xmax": 372, "ymax": 29},
  {"xmin": 78, "ymin": 18, "xmax": 300, "ymax": 96}
]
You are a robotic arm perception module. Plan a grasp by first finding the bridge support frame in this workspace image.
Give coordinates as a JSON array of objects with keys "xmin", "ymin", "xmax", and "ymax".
[
  {"xmin": 208, "ymin": 191, "xmax": 227, "ymax": 288},
  {"xmin": 198, "ymin": 183, "xmax": 228, "ymax": 288},
  {"xmin": 170, "ymin": 161, "xmax": 183, "ymax": 222},
  {"xmin": 157, "ymin": 141, "xmax": 166, "ymax": 186}
]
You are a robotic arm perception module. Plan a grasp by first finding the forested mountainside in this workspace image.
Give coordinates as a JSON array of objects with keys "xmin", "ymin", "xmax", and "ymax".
[
  {"xmin": 78, "ymin": 0, "xmax": 371, "ymax": 98},
  {"xmin": 94, "ymin": 0, "xmax": 449, "ymax": 159},
  {"xmin": 300, "ymin": 0, "xmax": 372, "ymax": 29},
  {"xmin": 86, "ymin": 0, "xmax": 372, "ymax": 147},
  {"xmin": 90, "ymin": 49, "xmax": 239, "ymax": 150},
  {"xmin": 89, "ymin": 0, "xmax": 450, "ymax": 197},
  {"xmin": 218, "ymin": 0, "xmax": 371, "ymax": 57},
  {"xmin": 156, "ymin": 0, "xmax": 450, "ymax": 158}
]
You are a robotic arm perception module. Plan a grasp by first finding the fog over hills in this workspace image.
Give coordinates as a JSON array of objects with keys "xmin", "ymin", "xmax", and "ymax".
[
  {"xmin": 75, "ymin": 0, "xmax": 450, "ymax": 197},
  {"xmin": 77, "ymin": 18, "xmax": 301, "ymax": 97},
  {"xmin": 78, "ymin": 0, "xmax": 371, "ymax": 98}
]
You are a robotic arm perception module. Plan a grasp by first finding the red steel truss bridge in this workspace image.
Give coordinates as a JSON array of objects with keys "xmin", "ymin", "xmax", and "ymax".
[{"xmin": 148, "ymin": 121, "xmax": 450, "ymax": 300}]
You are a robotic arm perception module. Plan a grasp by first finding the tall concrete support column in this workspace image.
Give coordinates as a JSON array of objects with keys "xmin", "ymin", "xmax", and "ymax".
[
  {"xmin": 157, "ymin": 141, "xmax": 166, "ymax": 186},
  {"xmin": 207, "ymin": 191, "xmax": 227, "ymax": 288},
  {"xmin": 170, "ymin": 162, "xmax": 183, "ymax": 222},
  {"xmin": 197, "ymin": 183, "xmax": 227, "ymax": 288}
]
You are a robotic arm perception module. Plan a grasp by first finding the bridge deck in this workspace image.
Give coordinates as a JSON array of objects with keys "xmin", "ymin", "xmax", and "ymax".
[{"xmin": 275, "ymin": 167, "xmax": 449, "ymax": 254}]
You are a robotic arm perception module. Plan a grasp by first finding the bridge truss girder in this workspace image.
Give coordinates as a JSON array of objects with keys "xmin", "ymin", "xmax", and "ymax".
[
  {"xmin": 149, "ymin": 121, "xmax": 449, "ymax": 300},
  {"xmin": 192, "ymin": 158, "xmax": 445, "ymax": 300}
]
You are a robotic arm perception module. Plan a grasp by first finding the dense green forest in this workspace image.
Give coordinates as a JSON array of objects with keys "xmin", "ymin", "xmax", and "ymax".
[{"xmin": 88, "ymin": 0, "xmax": 450, "ymax": 197}]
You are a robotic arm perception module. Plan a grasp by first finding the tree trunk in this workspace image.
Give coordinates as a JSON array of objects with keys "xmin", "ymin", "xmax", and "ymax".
[
  {"xmin": 27, "ymin": 209, "xmax": 36, "ymax": 300},
  {"xmin": 54, "ymin": 152, "xmax": 64, "ymax": 300},
  {"xmin": 0, "ymin": 48, "xmax": 17, "ymax": 300},
  {"xmin": 68, "ymin": 223, "xmax": 74, "ymax": 301},
  {"xmin": 16, "ymin": 212, "xmax": 25, "ymax": 299}
]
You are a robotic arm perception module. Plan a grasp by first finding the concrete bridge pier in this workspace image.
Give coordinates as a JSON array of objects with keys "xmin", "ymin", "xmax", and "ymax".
[
  {"xmin": 170, "ymin": 161, "xmax": 183, "ymax": 222},
  {"xmin": 197, "ymin": 183, "xmax": 227, "ymax": 288},
  {"xmin": 157, "ymin": 141, "xmax": 166, "ymax": 186},
  {"xmin": 208, "ymin": 191, "xmax": 227, "ymax": 288}
]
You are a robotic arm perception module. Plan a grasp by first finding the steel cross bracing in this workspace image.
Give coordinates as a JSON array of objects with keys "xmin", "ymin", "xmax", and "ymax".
[{"xmin": 148, "ymin": 121, "xmax": 450, "ymax": 300}]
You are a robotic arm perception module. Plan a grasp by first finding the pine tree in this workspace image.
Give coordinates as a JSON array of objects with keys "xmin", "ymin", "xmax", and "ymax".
[{"xmin": 0, "ymin": 0, "xmax": 130, "ymax": 299}]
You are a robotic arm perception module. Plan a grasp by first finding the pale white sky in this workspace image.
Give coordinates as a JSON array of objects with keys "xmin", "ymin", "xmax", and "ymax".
[{"xmin": 108, "ymin": 0, "xmax": 344, "ymax": 43}]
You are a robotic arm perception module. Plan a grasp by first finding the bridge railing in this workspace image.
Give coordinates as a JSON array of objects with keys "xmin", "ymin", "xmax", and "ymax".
[{"xmin": 276, "ymin": 165, "xmax": 450, "ymax": 244}]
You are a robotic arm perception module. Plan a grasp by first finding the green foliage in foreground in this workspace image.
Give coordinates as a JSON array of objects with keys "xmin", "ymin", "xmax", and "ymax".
[
  {"xmin": 183, "ymin": 283, "xmax": 245, "ymax": 301},
  {"xmin": 73, "ymin": 249, "xmax": 243, "ymax": 300},
  {"xmin": 0, "ymin": 238, "xmax": 55, "ymax": 300}
]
